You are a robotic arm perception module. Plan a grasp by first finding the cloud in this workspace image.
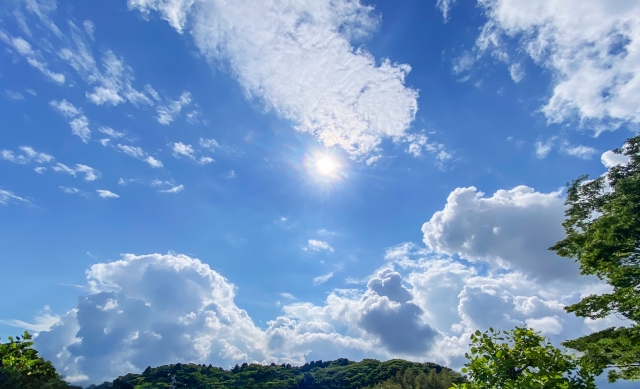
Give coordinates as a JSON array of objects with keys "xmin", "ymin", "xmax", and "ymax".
[
  {"xmin": 98, "ymin": 126, "xmax": 125, "ymax": 138},
  {"xmin": 0, "ymin": 189, "xmax": 30, "ymax": 205},
  {"xmin": 313, "ymin": 272, "xmax": 334, "ymax": 286},
  {"xmin": 422, "ymin": 185, "xmax": 580, "ymax": 280},
  {"xmin": 404, "ymin": 133, "xmax": 452, "ymax": 164},
  {"xmin": 436, "ymin": 0, "xmax": 457, "ymax": 22},
  {"xmin": 2, "ymin": 35, "xmax": 65, "ymax": 84},
  {"xmin": 116, "ymin": 144, "xmax": 163, "ymax": 168},
  {"xmin": 50, "ymin": 100, "xmax": 91, "ymax": 142},
  {"xmin": 0, "ymin": 307, "xmax": 60, "ymax": 332},
  {"xmin": 96, "ymin": 190, "xmax": 120, "ymax": 199},
  {"xmin": 534, "ymin": 138, "xmax": 555, "ymax": 158},
  {"xmin": 4, "ymin": 89, "xmax": 25, "ymax": 100},
  {"xmin": 32, "ymin": 253, "xmax": 269, "ymax": 384},
  {"xmin": 306, "ymin": 239, "xmax": 334, "ymax": 253},
  {"xmin": 1, "ymin": 146, "xmax": 54, "ymax": 165},
  {"xmin": 171, "ymin": 142, "xmax": 195, "ymax": 159},
  {"xmin": 156, "ymin": 92, "xmax": 191, "ymax": 125},
  {"xmin": 601, "ymin": 149, "xmax": 630, "ymax": 168},
  {"xmin": 160, "ymin": 184, "xmax": 184, "ymax": 193},
  {"xmin": 559, "ymin": 143, "xmax": 597, "ymax": 159},
  {"xmin": 60, "ymin": 186, "xmax": 81, "ymax": 194},
  {"xmin": 470, "ymin": 0, "xmax": 640, "ymax": 130},
  {"xmin": 225, "ymin": 170, "xmax": 236, "ymax": 179},
  {"xmin": 198, "ymin": 156, "xmax": 214, "ymax": 165},
  {"xmin": 50, "ymin": 100, "xmax": 82, "ymax": 118},
  {"xmin": 52, "ymin": 163, "xmax": 100, "ymax": 181},
  {"xmin": 129, "ymin": 0, "xmax": 419, "ymax": 157},
  {"xmin": 145, "ymin": 156, "xmax": 163, "ymax": 168},
  {"xmin": 199, "ymin": 138, "xmax": 219, "ymax": 150}
]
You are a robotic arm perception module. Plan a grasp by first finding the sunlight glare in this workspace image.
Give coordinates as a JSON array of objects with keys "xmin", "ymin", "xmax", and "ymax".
[{"xmin": 316, "ymin": 156, "xmax": 337, "ymax": 175}]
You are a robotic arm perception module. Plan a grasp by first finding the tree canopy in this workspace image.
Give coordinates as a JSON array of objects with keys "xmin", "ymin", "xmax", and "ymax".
[
  {"xmin": 550, "ymin": 135, "xmax": 640, "ymax": 382},
  {"xmin": 0, "ymin": 331, "xmax": 81, "ymax": 389},
  {"xmin": 452, "ymin": 326, "xmax": 595, "ymax": 389}
]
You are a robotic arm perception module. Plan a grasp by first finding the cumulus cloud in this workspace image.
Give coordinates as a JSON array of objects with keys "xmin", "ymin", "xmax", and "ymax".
[
  {"xmin": 601, "ymin": 149, "xmax": 630, "ymax": 168},
  {"xmin": 422, "ymin": 185, "xmax": 580, "ymax": 280},
  {"xmin": 33, "ymin": 253, "xmax": 269, "ymax": 384},
  {"xmin": 128, "ymin": 0, "xmax": 419, "ymax": 157},
  {"xmin": 171, "ymin": 142, "xmax": 195, "ymax": 159},
  {"xmin": 96, "ymin": 190, "xmax": 120, "ymax": 199},
  {"xmin": 306, "ymin": 239, "xmax": 334, "ymax": 253},
  {"xmin": 469, "ymin": 0, "xmax": 640, "ymax": 130}
]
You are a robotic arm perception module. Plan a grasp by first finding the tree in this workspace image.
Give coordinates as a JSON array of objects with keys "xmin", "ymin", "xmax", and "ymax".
[
  {"xmin": 451, "ymin": 326, "xmax": 595, "ymax": 389},
  {"xmin": 550, "ymin": 135, "xmax": 640, "ymax": 382},
  {"xmin": 0, "ymin": 331, "xmax": 80, "ymax": 389}
]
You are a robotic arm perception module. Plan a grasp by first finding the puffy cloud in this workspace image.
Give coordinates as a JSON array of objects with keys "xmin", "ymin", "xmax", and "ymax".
[
  {"xmin": 129, "ymin": 0, "xmax": 419, "ymax": 157},
  {"xmin": 470, "ymin": 0, "xmax": 640, "ymax": 130},
  {"xmin": 145, "ymin": 156, "xmax": 164, "ymax": 168},
  {"xmin": 33, "ymin": 253, "xmax": 270, "ymax": 384},
  {"xmin": 52, "ymin": 163, "xmax": 100, "ymax": 181},
  {"xmin": 96, "ymin": 190, "xmax": 120, "ymax": 199},
  {"xmin": 601, "ymin": 149, "xmax": 630, "ymax": 168},
  {"xmin": 172, "ymin": 142, "xmax": 195, "ymax": 159},
  {"xmin": 560, "ymin": 143, "xmax": 597, "ymax": 159},
  {"xmin": 50, "ymin": 100, "xmax": 82, "ymax": 118},
  {"xmin": 198, "ymin": 156, "xmax": 214, "ymax": 165},
  {"xmin": 421, "ymin": 186, "xmax": 579, "ymax": 280},
  {"xmin": 69, "ymin": 116, "xmax": 91, "ymax": 143},
  {"xmin": 1, "ymin": 146, "xmax": 54, "ymax": 165},
  {"xmin": 306, "ymin": 239, "xmax": 334, "ymax": 253}
]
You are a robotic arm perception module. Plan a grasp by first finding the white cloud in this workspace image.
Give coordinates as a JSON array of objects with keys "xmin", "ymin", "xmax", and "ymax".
[
  {"xmin": 34, "ymin": 167, "xmax": 47, "ymax": 174},
  {"xmin": 52, "ymin": 163, "xmax": 100, "ymax": 181},
  {"xmin": 156, "ymin": 92, "xmax": 191, "ymax": 125},
  {"xmin": 4, "ymin": 89, "xmax": 25, "ymax": 100},
  {"xmin": 0, "ymin": 308, "xmax": 60, "ymax": 332},
  {"xmin": 306, "ymin": 239, "xmax": 334, "ymax": 253},
  {"xmin": 471, "ymin": 0, "xmax": 640, "ymax": 130},
  {"xmin": 279, "ymin": 293, "xmax": 296, "ymax": 300},
  {"xmin": 422, "ymin": 185, "xmax": 581, "ymax": 280},
  {"xmin": 437, "ymin": 0, "xmax": 457, "ymax": 22},
  {"xmin": 96, "ymin": 190, "xmax": 120, "ymax": 199},
  {"xmin": 525, "ymin": 316, "xmax": 563, "ymax": 335},
  {"xmin": 85, "ymin": 51, "xmax": 154, "ymax": 107},
  {"xmin": 198, "ymin": 156, "xmax": 214, "ymax": 164},
  {"xmin": 199, "ymin": 138, "xmax": 219, "ymax": 150},
  {"xmin": 313, "ymin": 272, "xmax": 334, "ymax": 286},
  {"xmin": 534, "ymin": 138, "xmax": 555, "ymax": 158},
  {"xmin": 225, "ymin": 170, "xmax": 236, "ymax": 179},
  {"xmin": 171, "ymin": 142, "xmax": 195, "ymax": 159},
  {"xmin": 160, "ymin": 184, "xmax": 184, "ymax": 193},
  {"xmin": 60, "ymin": 186, "xmax": 81, "ymax": 194},
  {"xmin": 50, "ymin": 100, "xmax": 81, "ymax": 118},
  {"xmin": 75, "ymin": 164, "xmax": 100, "ymax": 181},
  {"xmin": 32, "ymin": 253, "xmax": 269, "ymax": 384},
  {"xmin": 145, "ymin": 156, "xmax": 163, "ymax": 168},
  {"xmin": 0, "ymin": 189, "xmax": 30, "ymax": 205},
  {"xmin": 69, "ymin": 116, "xmax": 91, "ymax": 143},
  {"xmin": 5, "ymin": 36, "xmax": 65, "ymax": 84},
  {"xmin": 601, "ymin": 149, "xmax": 630, "ymax": 168},
  {"xmin": 98, "ymin": 126, "xmax": 125, "ymax": 138},
  {"xmin": 1, "ymin": 146, "xmax": 54, "ymax": 165},
  {"xmin": 560, "ymin": 143, "xmax": 597, "ymax": 159},
  {"xmin": 117, "ymin": 144, "xmax": 146, "ymax": 159},
  {"xmin": 83, "ymin": 20, "xmax": 95, "ymax": 40},
  {"xmin": 129, "ymin": 0, "xmax": 418, "ymax": 157},
  {"xmin": 117, "ymin": 144, "xmax": 163, "ymax": 168},
  {"xmin": 508, "ymin": 63, "xmax": 525, "ymax": 83}
]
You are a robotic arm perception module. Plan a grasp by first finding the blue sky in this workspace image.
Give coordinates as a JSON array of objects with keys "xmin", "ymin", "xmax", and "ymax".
[{"xmin": 0, "ymin": 0, "xmax": 638, "ymax": 386}]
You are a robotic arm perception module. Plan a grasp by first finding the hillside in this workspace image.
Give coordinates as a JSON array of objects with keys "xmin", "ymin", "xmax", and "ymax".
[{"xmin": 86, "ymin": 358, "xmax": 466, "ymax": 389}]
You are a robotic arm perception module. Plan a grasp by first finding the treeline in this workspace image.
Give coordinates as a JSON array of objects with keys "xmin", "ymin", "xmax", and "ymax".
[{"xmin": 86, "ymin": 358, "xmax": 464, "ymax": 389}]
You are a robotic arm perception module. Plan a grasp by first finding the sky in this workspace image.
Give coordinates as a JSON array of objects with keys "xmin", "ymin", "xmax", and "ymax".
[{"xmin": 0, "ymin": 0, "xmax": 639, "ymax": 386}]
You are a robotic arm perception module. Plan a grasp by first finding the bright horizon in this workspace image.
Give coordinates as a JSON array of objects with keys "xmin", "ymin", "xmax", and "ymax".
[{"xmin": 0, "ymin": 0, "xmax": 638, "ymax": 387}]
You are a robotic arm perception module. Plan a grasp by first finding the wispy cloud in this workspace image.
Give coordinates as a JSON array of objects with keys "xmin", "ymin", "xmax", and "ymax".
[
  {"xmin": 306, "ymin": 239, "xmax": 334, "ymax": 253},
  {"xmin": 50, "ymin": 100, "xmax": 91, "ymax": 143},
  {"xmin": 1, "ymin": 35, "xmax": 65, "ymax": 84},
  {"xmin": 116, "ymin": 144, "xmax": 163, "ymax": 168},
  {"xmin": 313, "ymin": 271, "xmax": 334, "ymax": 286},
  {"xmin": 160, "ymin": 184, "xmax": 184, "ymax": 193},
  {"xmin": 156, "ymin": 92, "xmax": 191, "ymax": 125}
]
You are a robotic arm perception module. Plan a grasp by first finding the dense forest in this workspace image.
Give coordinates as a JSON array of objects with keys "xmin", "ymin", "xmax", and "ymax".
[{"xmin": 85, "ymin": 358, "xmax": 464, "ymax": 389}]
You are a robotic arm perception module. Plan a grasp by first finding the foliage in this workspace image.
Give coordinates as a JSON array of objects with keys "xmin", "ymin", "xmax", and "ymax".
[
  {"xmin": 0, "ymin": 331, "xmax": 81, "ymax": 389},
  {"xmin": 358, "ymin": 366, "xmax": 453, "ymax": 389},
  {"xmin": 91, "ymin": 358, "xmax": 465, "ymax": 389},
  {"xmin": 550, "ymin": 135, "xmax": 640, "ymax": 382},
  {"xmin": 451, "ymin": 326, "xmax": 595, "ymax": 389}
]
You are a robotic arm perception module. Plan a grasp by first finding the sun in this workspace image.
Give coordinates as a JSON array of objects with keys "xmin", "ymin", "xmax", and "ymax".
[{"xmin": 316, "ymin": 156, "xmax": 337, "ymax": 175}]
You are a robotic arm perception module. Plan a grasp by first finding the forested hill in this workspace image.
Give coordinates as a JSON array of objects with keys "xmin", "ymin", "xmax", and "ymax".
[{"xmin": 87, "ymin": 358, "xmax": 465, "ymax": 389}]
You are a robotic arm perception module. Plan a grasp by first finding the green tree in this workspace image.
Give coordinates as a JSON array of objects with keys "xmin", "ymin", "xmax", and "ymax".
[
  {"xmin": 0, "ymin": 331, "xmax": 80, "ymax": 389},
  {"xmin": 550, "ymin": 135, "xmax": 640, "ymax": 382},
  {"xmin": 451, "ymin": 327, "xmax": 595, "ymax": 389}
]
